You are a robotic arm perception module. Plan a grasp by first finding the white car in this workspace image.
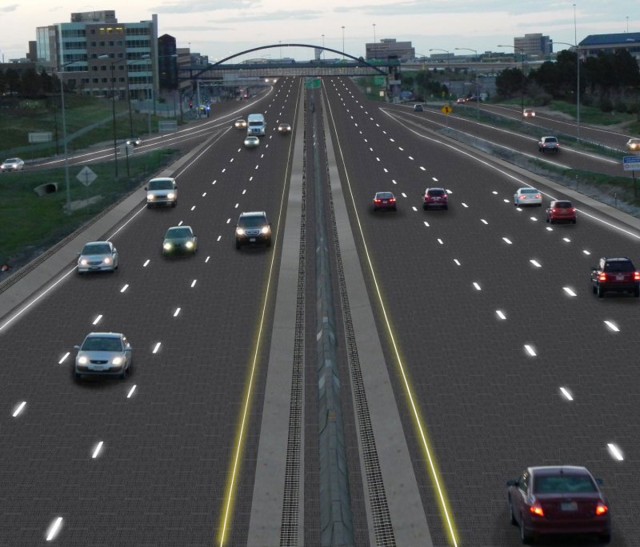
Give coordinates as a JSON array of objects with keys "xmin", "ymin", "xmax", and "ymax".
[
  {"xmin": 77, "ymin": 241, "xmax": 119, "ymax": 274},
  {"xmin": 514, "ymin": 187, "xmax": 543, "ymax": 207},
  {"xmin": 74, "ymin": 332, "xmax": 132, "ymax": 380},
  {"xmin": 145, "ymin": 177, "xmax": 178, "ymax": 208},
  {"xmin": 523, "ymin": 108, "xmax": 536, "ymax": 118},
  {"xmin": 1, "ymin": 157, "xmax": 25, "ymax": 172},
  {"xmin": 244, "ymin": 135, "xmax": 260, "ymax": 149}
]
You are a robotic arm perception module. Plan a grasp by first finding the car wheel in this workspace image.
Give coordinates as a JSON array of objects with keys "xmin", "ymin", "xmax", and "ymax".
[
  {"xmin": 634, "ymin": 287, "xmax": 640, "ymax": 298},
  {"xmin": 172, "ymin": 202, "xmax": 177, "ymax": 208},
  {"xmin": 545, "ymin": 216, "xmax": 549, "ymax": 223},
  {"xmin": 422, "ymin": 204, "xmax": 428, "ymax": 210},
  {"xmin": 592, "ymin": 284, "xmax": 597, "ymax": 294},
  {"xmin": 520, "ymin": 517, "xmax": 534, "ymax": 544},
  {"xmin": 597, "ymin": 285, "xmax": 605, "ymax": 298},
  {"xmin": 599, "ymin": 533, "xmax": 611, "ymax": 544},
  {"xmin": 508, "ymin": 496, "xmax": 517, "ymax": 526},
  {"xmin": 572, "ymin": 219, "xmax": 577, "ymax": 224},
  {"xmin": 235, "ymin": 241, "xmax": 241, "ymax": 250},
  {"xmin": 120, "ymin": 367, "xmax": 127, "ymax": 380},
  {"xmin": 266, "ymin": 239, "xmax": 272, "ymax": 248}
]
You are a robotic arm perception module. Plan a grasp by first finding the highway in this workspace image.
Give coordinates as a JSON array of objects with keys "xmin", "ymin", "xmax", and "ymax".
[{"xmin": 1, "ymin": 76, "xmax": 639, "ymax": 546}]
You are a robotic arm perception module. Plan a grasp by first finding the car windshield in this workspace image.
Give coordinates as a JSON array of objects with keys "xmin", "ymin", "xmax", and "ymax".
[
  {"xmin": 605, "ymin": 260, "xmax": 634, "ymax": 272},
  {"xmin": 533, "ymin": 474, "xmax": 597, "ymax": 494},
  {"xmin": 428, "ymin": 189, "xmax": 445, "ymax": 196},
  {"xmin": 82, "ymin": 336, "xmax": 123, "ymax": 351},
  {"xmin": 5, "ymin": 159, "xmax": 19, "ymax": 164},
  {"xmin": 82, "ymin": 243, "xmax": 110, "ymax": 255},
  {"xmin": 238, "ymin": 216, "xmax": 267, "ymax": 228},
  {"xmin": 148, "ymin": 179, "xmax": 174, "ymax": 190},
  {"xmin": 522, "ymin": 189, "xmax": 539, "ymax": 194},
  {"xmin": 167, "ymin": 228, "xmax": 192, "ymax": 238}
]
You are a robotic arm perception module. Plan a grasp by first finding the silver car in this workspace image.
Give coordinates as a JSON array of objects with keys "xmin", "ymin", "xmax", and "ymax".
[
  {"xmin": 514, "ymin": 187, "xmax": 543, "ymax": 207},
  {"xmin": 626, "ymin": 137, "xmax": 640, "ymax": 152},
  {"xmin": 77, "ymin": 241, "xmax": 119, "ymax": 274},
  {"xmin": 74, "ymin": 332, "xmax": 133, "ymax": 380},
  {"xmin": 1, "ymin": 157, "xmax": 25, "ymax": 172},
  {"xmin": 145, "ymin": 177, "xmax": 178, "ymax": 208},
  {"xmin": 244, "ymin": 135, "xmax": 260, "ymax": 149}
]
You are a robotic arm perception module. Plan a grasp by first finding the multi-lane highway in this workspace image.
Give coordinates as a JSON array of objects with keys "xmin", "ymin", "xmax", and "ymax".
[{"xmin": 1, "ymin": 76, "xmax": 639, "ymax": 546}]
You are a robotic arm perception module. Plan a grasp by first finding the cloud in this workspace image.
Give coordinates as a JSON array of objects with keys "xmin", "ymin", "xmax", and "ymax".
[
  {"xmin": 215, "ymin": 9, "xmax": 322, "ymax": 23},
  {"xmin": 152, "ymin": 0, "xmax": 260, "ymax": 14},
  {"xmin": 0, "ymin": 4, "xmax": 19, "ymax": 13}
]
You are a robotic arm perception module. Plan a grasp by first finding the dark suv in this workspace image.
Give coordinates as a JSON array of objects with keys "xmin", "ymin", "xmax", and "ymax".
[
  {"xmin": 235, "ymin": 211, "xmax": 272, "ymax": 249},
  {"xmin": 423, "ymin": 187, "xmax": 448, "ymax": 210},
  {"xmin": 591, "ymin": 257, "xmax": 640, "ymax": 298}
]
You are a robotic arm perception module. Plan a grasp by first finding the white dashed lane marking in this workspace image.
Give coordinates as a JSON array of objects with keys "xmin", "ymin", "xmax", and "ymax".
[{"xmin": 559, "ymin": 387, "xmax": 574, "ymax": 401}]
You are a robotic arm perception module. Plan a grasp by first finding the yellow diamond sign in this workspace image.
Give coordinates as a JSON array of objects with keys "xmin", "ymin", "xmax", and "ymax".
[{"xmin": 441, "ymin": 105, "xmax": 452, "ymax": 115}]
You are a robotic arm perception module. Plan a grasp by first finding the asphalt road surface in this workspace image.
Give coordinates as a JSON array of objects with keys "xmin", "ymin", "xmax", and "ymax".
[{"xmin": 1, "ymin": 76, "xmax": 639, "ymax": 546}]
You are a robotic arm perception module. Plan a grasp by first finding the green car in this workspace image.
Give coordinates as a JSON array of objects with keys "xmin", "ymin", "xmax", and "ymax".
[{"xmin": 162, "ymin": 225, "xmax": 198, "ymax": 256}]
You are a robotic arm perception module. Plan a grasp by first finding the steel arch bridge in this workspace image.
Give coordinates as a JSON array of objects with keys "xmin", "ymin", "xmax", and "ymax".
[{"xmin": 183, "ymin": 43, "xmax": 391, "ymax": 81}]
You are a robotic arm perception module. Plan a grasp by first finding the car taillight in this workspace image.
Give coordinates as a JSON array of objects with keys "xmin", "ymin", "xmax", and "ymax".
[
  {"xmin": 595, "ymin": 502, "xmax": 608, "ymax": 516},
  {"xmin": 634, "ymin": 272, "xmax": 640, "ymax": 281},
  {"xmin": 530, "ymin": 503, "xmax": 544, "ymax": 517},
  {"xmin": 390, "ymin": 198, "xmax": 396, "ymax": 202},
  {"xmin": 535, "ymin": 194, "xmax": 541, "ymax": 199},
  {"xmin": 599, "ymin": 273, "xmax": 607, "ymax": 282},
  {"xmin": 374, "ymin": 199, "xmax": 381, "ymax": 203},
  {"xmin": 572, "ymin": 208, "xmax": 576, "ymax": 213}
]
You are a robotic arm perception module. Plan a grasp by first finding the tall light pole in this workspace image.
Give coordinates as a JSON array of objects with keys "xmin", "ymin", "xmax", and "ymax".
[
  {"xmin": 99, "ymin": 54, "xmax": 131, "ymax": 178},
  {"xmin": 373, "ymin": 23, "xmax": 376, "ymax": 44},
  {"xmin": 555, "ymin": 41, "xmax": 581, "ymax": 142},
  {"xmin": 429, "ymin": 48, "xmax": 451, "ymax": 99},
  {"xmin": 57, "ymin": 59, "xmax": 80, "ymax": 214},
  {"xmin": 455, "ymin": 47, "xmax": 480, "ymax": 117},
  {"xmin": 341, "ymin": 26, "xmax": 345, "ymax": 59},
  {"xmin": 497, "ymin": 44, "xmax": 526, "ymax": 114},
  {"xmin": 321, "ymin": 34, "xmax": 325, "ymax": 60}
]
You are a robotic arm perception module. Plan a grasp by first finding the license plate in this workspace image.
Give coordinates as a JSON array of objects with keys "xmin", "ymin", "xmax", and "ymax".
[
  {"xmin": 561, "ymin": 502, "xmax": 578, "ymax": 512},
  {"xmin": 249, "ymin": 238, "xmax": 256, "ymax": 242},
  {"xmin": 617, "ymin": 274, "xmax": 624, "ymax": 281},
  {"xmin": 382, "ymin": 200, "xmax": 388, "ymax": 204}
]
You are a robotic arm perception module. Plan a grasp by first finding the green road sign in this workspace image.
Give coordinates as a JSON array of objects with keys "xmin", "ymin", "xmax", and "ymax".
[{"xmin": 305, "ymin": 78, "xmax": 321, "ymax": 89}]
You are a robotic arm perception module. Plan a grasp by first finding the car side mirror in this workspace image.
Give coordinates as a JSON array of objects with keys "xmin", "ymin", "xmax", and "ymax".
[
  {"xmin": 506, "ymin": 479, "xmax": 518, "ymax": 487},
  {"xmin": 73, "ymin": 345, "xmax": 80, "ymax": 350},
  {"xmin": 144, "ymin": 186, "xmax": 148, "ymax": 191}
]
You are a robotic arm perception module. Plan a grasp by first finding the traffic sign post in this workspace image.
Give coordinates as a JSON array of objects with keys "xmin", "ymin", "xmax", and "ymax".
[{"xmin": 77, "ymin": 166, "xmax": 97, "ymax": 187}]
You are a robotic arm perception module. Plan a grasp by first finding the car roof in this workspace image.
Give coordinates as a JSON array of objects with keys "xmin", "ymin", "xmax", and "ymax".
[
  {"xmin": 541, "ymin": 136, "xmax": 557, "ymax": 139},
  {"xmin": 240, "ymin": 211, "xmax": 267, "ymax": 217},
  {"xmin": 528, "ymin": 465, "xmax": 591, "ymax": 476},
  {"xmin": 426, "ymin": 187, "xmax": 445, "ymax": 191},
  {"xmin": 518, "ymin": 187, "xmax": 539, "ymax": 191},
  {"xmin": 602, "ymin": 257, "xmax": 632, "ymax": 262},
  {"xmin": 148, "ymin": 177, "xmax": 175, "ymax": 183},
  {"xmin": 167, "ymin": 225, "xmax": 192, "ymax": 232},
  {"xmin": 85, "ymin": 332, "xmax": 123, "ymax": 338}
]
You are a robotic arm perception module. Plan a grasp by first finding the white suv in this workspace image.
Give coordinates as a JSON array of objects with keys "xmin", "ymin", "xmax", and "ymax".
[{"xmin": 145, "ymin": 177, "xmax": 178, "ymax": 208}]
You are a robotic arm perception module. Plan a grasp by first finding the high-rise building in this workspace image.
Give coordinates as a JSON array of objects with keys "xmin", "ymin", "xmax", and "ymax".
[
  {"xmin": 36, "ymin": 10, "xmax": 158, "ymax": 100},
  {"xmin": 514, "ymin": 33, "xmax": 552, "ymax": 58},
  {"xmin": 366, "ymin": 38, "xmax": 415, "ymax": 62}
]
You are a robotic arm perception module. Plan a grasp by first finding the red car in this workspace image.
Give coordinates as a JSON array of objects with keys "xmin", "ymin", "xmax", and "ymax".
[
  {"xmin": 422, "ymin": 187, "xmax": 448, "ymax": 210},
  {"xmin": 373, "ymin": 191, "xmax": 397, "ymax": 211},
  {"xmin": 507, "ymin": 466, "xmax": 611, "ymax": 544},
  {"xmin": 546, "ymin": 200, "xmax": 577, "ymax": 224}
]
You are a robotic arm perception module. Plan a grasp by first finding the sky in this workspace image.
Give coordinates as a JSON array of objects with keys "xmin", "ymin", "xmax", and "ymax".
[{"xmin": 0, "ymin": 0, "xmax": 638, "ymax": 62}]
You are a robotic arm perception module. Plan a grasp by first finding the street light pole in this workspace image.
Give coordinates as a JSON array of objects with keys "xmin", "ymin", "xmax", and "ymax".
[
  {"xmin": 455, "ymin": 47, "xmax": 480, "ymax": 118},
  {"xmin": 429, "ymin": 48, "xmax": 451, "ymax": 99},
  {"xmin": 341, "ymin": 26, "xmax": 345, "ymax": 59},
  {"xmin": 58, "ymin": 60, "xmax": 79, "ymax": 214},
  {"xmin": 110, "ymin": 62, "xmax": 118, "ymax": 178}
]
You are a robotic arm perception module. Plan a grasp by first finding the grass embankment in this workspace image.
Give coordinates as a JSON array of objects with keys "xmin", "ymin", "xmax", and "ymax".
[{"xmin": 0, "ymin": 150, "xmax": 177, "ymax": 267}]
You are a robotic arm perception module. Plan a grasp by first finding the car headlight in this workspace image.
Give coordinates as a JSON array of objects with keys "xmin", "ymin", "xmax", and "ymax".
[
  {"xmin": 163, "ymin": 242, "xmax": 173, "ymax": 250},
  {"xmin": 167, "ymin": 192, "xmax": 176, "ymax": 200},
  {"xmin": 147, "ymin": 193, "xmax": 155, "ymax": 200},
  {"xmin": 261, "ymin": 226, "xmax": 271, "ymax": 235},
  {"xmin": 79, "ymin": 258, "xmax": 89, "ymax": 266},
  {"xmin": 112, "ymin": 356, "xmax": 123, "ymax": 366},
  {"xmin": 78, "ymin": 356, "xmax": 89, "ymax": 365},
  {"xmin": 236, "ymin": 228, "xmax": 245, "ymax": 236},
  {"xmin": 103, "ymin": 257, "xmax": 112, "ymax": 265},
  {"xmin": 185, "ymin": 241, "xmax": 194, "ymax": 249}
]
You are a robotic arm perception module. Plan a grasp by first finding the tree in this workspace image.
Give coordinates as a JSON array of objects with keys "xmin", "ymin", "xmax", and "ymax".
[
  {"xmin": 496, "ymin": 67, "xmax": 525, "ymax": 99},
  {"xmin": 20, "ymin": 68, "xmax": 41, "ymax": 97}
]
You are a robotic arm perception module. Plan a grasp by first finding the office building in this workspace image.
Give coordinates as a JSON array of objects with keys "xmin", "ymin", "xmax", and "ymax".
[
  {"xmin": 366, "ymin": 38, "xmax": 415, "ymax": 62},
  {"xmin": 514, "ymin": 33, "xmax": 552, "ymax": 58}
]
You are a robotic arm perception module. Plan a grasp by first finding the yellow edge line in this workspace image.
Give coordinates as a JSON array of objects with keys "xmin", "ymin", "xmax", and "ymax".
[
  {"xmin": 322, "ymin": 79, "xmax": 459, "ymax": 547},
  {"xmin": 217, "ymin": 78, "xmax": 304, "ymax": 545}
]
